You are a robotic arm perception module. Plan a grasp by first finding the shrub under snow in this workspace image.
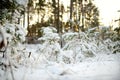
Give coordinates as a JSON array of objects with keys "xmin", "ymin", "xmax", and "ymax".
[
  {"xmin": 38, "ymin": 27, "xmax": 61, "ymax": 62},
  {"xmin": 2, "ymin": 22, "xmax": 26, "ymax": 45},
  {"xmin": 35, "ymin": 26, "xmax": 120, "ymax": 64},
  {"xmin": 0, "ymin": 23, "xmax": 27, "ymax": 69}
]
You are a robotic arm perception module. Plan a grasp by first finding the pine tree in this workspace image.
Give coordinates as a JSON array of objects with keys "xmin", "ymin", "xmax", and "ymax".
[
  {"xmin": 0, "ymin": 0, "xmax": 23, "ymax": 24},
  {"xmin": 27, "ymin": 0, "xmax": 33, "ymax": 36},
  {"xmin": 85, "ymin": 1, "xmax": 99, "ymax": 28}
]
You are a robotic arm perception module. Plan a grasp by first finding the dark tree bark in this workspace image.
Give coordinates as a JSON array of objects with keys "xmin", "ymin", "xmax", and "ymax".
[{"xmin": 70, "ymin": 0, "xmax": 73, "ymax": 31}]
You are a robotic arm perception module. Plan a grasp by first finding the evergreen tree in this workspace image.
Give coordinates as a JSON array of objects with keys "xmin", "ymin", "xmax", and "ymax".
[
  {"xmin": 35, "ymin": 0, "xmax": 46, "ymax": 23},
  {"xmin": 27, "ymin": 0, "xmax": 33, "ymax": 36},
  {"xmin": 0, "ymin": 0, "xmax": 23, "ymax": 24},
  {"xmin": 70, "ymin": 0, "xmax": 74, "ymax": 31},
  {"xmin": 51, "ymin": 0, "xmax": 57, "ymax": 27},
  {"xmin": 51, "ymin": 0, "xmax": 60, "ymax": 33},
  {"xmin": 74, "ymin": 0, "xmax": 99, "ymax": 31},
  {"xmin": 85, "ymin": 1, "xmax": 99, "ymax": 28}
]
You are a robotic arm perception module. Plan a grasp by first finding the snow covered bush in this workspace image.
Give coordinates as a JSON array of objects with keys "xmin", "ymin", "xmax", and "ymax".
[
  {"xmin": 0, "ymin": 22, "xmax": 27, "ymax": 64},
  {"xmin": 87, "ymin": 27, "xmax": 101, "ymax": 40},
  {"xmin": 58, "ymin": 50, "xmax": 74, "ymax": 64},
  {"xmin": 110, "ymin": 32, "xmax": 120, "ymax": 54},
  {"xmin": 2, "ymin": 22, "xmax": 26, "ymax": 45},
  {"xmin": 112, "ymin": 41, "xmax": 120, "ymax": 54},
  {"xmin": 0, "ymin": 22, "xmax": 27, "ymax": 77},
  {"xmin": 62, "ymin": 32, "xmax": 97, "ymax": 63},
  {"xmin": 38, "ymin": 27, "xmax": 61, "ymax": 62},
  {"xmin": 62, "ymin": 32, "xmax": 78, "ymax": 43},
  {"xmin": 62, "ymin": 30, "xmax": 118, "ymax": 63}
]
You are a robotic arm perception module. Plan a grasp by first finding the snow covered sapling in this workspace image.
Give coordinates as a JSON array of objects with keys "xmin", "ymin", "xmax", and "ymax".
[
  {"xmin": 38, "ymin": 27, "xmax": 61, "ymax": 62},
  {"xmin": 3, "ymin": 22, "xmax": 26, "ymax": 45},
  {"xmin": 62, "ymin": 32, "xmax": 78, "ymax": 44},
  {"xmin": 0, "ymin": 23, "xmax": 27, "ymax": 67},
  {"xmin": 0, "ymin": 26, "xmax": 15, "ymax": 80},
  {"xmin": 62, "ymin": 32, "xmax": 97, "ymax": 62},
  {"xmin": 112, "ymin": 41, "xmax": 120, "ymax": 54}
]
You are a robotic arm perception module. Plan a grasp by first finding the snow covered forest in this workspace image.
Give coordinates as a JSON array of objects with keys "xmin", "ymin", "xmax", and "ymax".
[{"xmin": 0, "ymin": 0, "xmax": 120, "ymax": 80}]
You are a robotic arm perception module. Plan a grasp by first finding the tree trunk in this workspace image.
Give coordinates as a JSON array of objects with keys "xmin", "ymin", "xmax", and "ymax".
[
  {"xmin": 57, "ymin": 0, "xmax": 60, "ymax": 33},
  {"xmin": 37, "ymin": 9, "xmax": 40, "ymax": 23},
  {"xmin": 70, "ymin": 0, "xmax": 73, "ymax": 31},
  {"xmin": 27, "ymin": 2, "xmax": 30, "ymax": 36},
  {"xmin": 81, "ymin": 1, "xmax": 85, "ymax": 32},
  {"xmin": 23, "ymin": 8, "xmax": 25, "ymax": 28}
]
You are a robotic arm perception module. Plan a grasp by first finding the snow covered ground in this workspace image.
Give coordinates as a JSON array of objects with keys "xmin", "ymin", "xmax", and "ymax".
[
  {"xmin": 13, "ymin": 61, "xmax": 120, "ymax": 80},
  {"xmin": 0, "ymin": 44, "xmax": 120, "ymax": 80}
]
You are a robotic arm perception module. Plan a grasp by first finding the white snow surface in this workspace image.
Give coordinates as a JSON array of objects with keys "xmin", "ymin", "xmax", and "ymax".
[
  {"xmin": 0, "ymin": 44, "xmax": 120, "ymax": 80},
  {"xmin": 14, "ymin": 61, "xmax": 120, "ymax": 80}
]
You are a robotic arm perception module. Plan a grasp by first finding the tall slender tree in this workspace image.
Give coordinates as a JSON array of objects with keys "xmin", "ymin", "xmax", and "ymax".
[
  {"xmin": 35, "ymin": 0, "xmax": 46, "ymax": 23},
  {"xmin": 27, "ymin": 0, "xmax": 33, "ymax": 36},
  {"xmin": 51, "ymin": 0, "xmax": 60, "ymax": 33},
  {"xmin": 51, "ymin": 0, "xmax": 57, "ymax": 28},
  {"xmin": 60, "ymin": 3, "xmax": 65, "ymax": 33},
  {"xmin": 76, "ymin": 0, "xmax": 99, "ymax": 31},
  {"xmin": 57, "ymin": 0, "xmax": 60, "ymax": 33},
  {"xmin": 70, "ymin": 0, "xmax": 73, "ymax": 31},
  {"xmin": 85, "ymin": 1, "xmax": 99, "ymax": 28},
  {"xmin": 0, "ymin": 0, "xmax": 22, "ymax": 24}
]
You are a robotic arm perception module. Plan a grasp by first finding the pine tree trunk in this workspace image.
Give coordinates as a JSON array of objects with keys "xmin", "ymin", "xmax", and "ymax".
[
  {"xmin": 57, "ymin": 0, "xmax": 60, "ymax": 33},
  {"xmin": 23, "ymin": 8, "xmax": 25, "ymax": 28},
  {"xmin": 70, "ymin": 0, "xmax": 73, "ymax": 31},
  {"xmin": 27, "ymin": 2, "xmax": 30, "ymax": 36}
]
